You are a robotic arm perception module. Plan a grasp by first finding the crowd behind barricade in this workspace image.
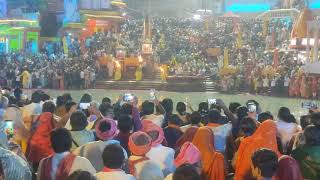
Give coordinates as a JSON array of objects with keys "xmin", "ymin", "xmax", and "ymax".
[
  {"xmin": 0, "ymin": 52, "xmax": 97, "ymax": 90},
  {"xmin": 0, "ymin": 16, "xmax": 318, "ymax": 98},
  {"xmin": 0, "ymin": 88, "xmax": 319, "ymax": 180}
]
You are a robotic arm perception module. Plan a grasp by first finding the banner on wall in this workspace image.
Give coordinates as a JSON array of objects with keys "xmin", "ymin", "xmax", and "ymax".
[
  {"xmin": 79, "ymin": 0, "xmax": 111, "ymax": 9},
  {"xmin": 0, "ymin": 0, "xmax": 6, "ymax": 18},
  {"xmin": 64, "ymin": 0, "xmax": 80, "ymax": 24}
]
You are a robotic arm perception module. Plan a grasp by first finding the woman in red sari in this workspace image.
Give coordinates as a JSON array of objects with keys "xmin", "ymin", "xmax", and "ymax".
[
  {"xmin": 234, "ymin": 120, "xmax": 281, "ymax": 180},
  {"xmin": 26, "ymin": 102, "xmax": 56, "ymax": 169}
]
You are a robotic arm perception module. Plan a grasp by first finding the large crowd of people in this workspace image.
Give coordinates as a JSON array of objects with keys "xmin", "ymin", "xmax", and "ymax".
[
  {"xmin": 0, "ymin": 14, "xmax": 318, "ymax": 99},
  {"xmin": 0, "ymin": 88, "xmax": 319, "ymax": 180}
]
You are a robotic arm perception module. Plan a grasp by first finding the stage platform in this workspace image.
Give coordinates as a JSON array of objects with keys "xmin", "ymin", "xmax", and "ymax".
[{"xmin": 95, "ymin": 76, "xmax": 216, "ymax": 92}]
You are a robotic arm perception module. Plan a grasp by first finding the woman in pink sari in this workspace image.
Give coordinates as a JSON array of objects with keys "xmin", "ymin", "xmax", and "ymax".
[
  {"xmin": 288, "ymin": 77, "xmax": 295, "ymax": 97},
  {"xmin": 300, "ymin": 76, "xmax": 306, "ymax": 98}
]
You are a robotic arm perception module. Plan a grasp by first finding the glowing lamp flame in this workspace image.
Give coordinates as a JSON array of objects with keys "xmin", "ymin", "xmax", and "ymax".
[
  {"xmin": 115, "ymin": 61, "xmax": 121, "ymax": 68},
  {"xmin": 138, "ymin": 55, "xmax": 143, "ymax": 62}
]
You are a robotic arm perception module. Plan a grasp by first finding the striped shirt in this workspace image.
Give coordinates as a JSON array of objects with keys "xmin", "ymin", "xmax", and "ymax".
[{"xmin": 0, "ymin": 147, "xmax": 32, "ymax": 180}]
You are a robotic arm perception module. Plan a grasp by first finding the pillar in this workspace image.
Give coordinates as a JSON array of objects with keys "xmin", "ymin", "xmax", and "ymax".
[{"xmin": 313, "ymin": 22, "xmax": 319, "ymax": 63}]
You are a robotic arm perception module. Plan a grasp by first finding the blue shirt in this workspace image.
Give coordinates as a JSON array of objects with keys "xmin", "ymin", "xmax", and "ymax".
[{"xmin": 208, "ymin": 123, "xmax": 232, "ymax": 153}]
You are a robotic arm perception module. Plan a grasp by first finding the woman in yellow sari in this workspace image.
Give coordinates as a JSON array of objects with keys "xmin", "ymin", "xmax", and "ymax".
[
  {"xmin": 135, "ymin": 65, "xmax": 142, "ymax": 81},
  {"xmin": 21, "ymin": 70, "xmax": 30, "ymax": 89},
  {"xmin": 114, "ymin": 62, "xmax": 122, "ymax": 81}
]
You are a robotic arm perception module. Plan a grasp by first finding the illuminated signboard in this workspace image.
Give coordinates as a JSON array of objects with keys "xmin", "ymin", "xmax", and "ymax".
[
  {"xmin": 225, "ymin": 0, "xmax": 278, "ymax": 12},
  {"xmin": 309, "ymin": 0, "xmax": 320, "ymax": 9}
]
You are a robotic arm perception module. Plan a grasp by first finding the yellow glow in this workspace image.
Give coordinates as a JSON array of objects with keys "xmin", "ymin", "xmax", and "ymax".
[
  {"xmin": 138, "ymin": 55, "xmax": 143, "ymax": 62},
  {"xmin": 115, "ymin": 61, "xmax": 121, "ymax": 68},
  {"xmin": 160, "ymin": 67, "xmax": 164, "ymax": 72},
  {"xmin": 111, "ymin": 1, "xmax": 127, "ymax": 7}
]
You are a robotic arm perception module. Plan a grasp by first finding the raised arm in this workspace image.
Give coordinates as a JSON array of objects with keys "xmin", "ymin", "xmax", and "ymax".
[
  {"xmin": 154, "ymin": 99, "xmax": 166, "ymax": 115},
  {"xmin": 56, "ymin": 105, "xmax": 77, "ymax": 128},
  {"xmin": 216, "ymin": 99, "xmax": 237, "ymax": 127}
]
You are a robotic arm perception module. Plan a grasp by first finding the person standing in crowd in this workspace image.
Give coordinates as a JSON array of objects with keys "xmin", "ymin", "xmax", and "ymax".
[
  {"xmin": 163, "ymin": 114, "xmax": 183, "ymax": 149},
  {"xmin": 22, "ymin": 91, "xmax": 42, "ymax": 130},
  {"xmin": 234, "ymin": 120, "xmax": 280, "ymax": 180},
  {"xmin": 311, "ymin": 77, "xmax": 318, "ymax": 99},
  {"xmin": 114, "ymin": 115, "xmax": 134, "ymax": 155},
  {"xmin": 80, "ymin": 69, "xmax": 85, "ymax": 89},
  {"xmin": 90, "ymin": 68, "xmax": 96, "ymax": 88},
  {"xmin": 0, "ymin": 146, "xmax": 32, "ymax": 180},
  {"xmin": 14, "ymin": 67, "xmax": 20, "ymax": 88},
  {"xmin": 6, "ymin": 69, "xmax": 14, "ymax": 88},
  {"xmin": 262, "ymin": 76, "xmax": 269, "ymax": 95},
  {"xmin": 275, "ymin": 155, "xmax": 304, "ymax": 180},
  {"xmin": 84, "ymin": 68, "xmax": 90, "ymax": 89},
  {"xmin": 176, "ymin": 102, "xmax": 191, "ymax": 126},
  {"xmin": 180, "ymin": 111, "xmax": 202, "ymax": 132},
  {"xmin": 95, "ymin": 144, "xmax": 134, "ymax": 180},
  {"xmin": 67, "ymin": 170, "xmax": 96, "ymax": 180},
  {"xmin": 141, "ymin": 100, "xmax": 166, "ymax": 128},
  {"xmin": 69, "ymin": 111, "xmax": 95, "ymax": 150},
  {"xmin": 26, "ymin": 102, "xmax": 56, "ymax": 170},
  {"xmin": 292, "ymin": 125, "xmax": 320, "ymax": 180},
  {"xmin": 142, "ymin": 120, "xmax": 175, "ymax": 176},
  {"xmin": 128, "ymin": 131, "xmax": 164, "ymax": 180},
  {"xmin": 72, "ymin": 118, "xmax": 124, "ymax": 171},
  {"xmin": 206, "ymin": 109, "xmax": 232, "ymax": 154},
  {"xmin": 171, "ymin": 164, "xmax": 201, "ymax": 180},
  {"xmin": 37, "ymin": 128, "xmax": 96, "ymax": 179},
  {"xmin": 276, "ymin": 107, "xmax": 301, "ymax": 154},
  {"xmin": 0, "ymin": 95, "xmax": 9, "ymax": 148},
  {"xmin": 192, "ymin": 127, "xmax": 225, "ymax": 180},
  {"xmin": 251, "ymin": 148, "xmax": 279, "ymax": 180},
  {"xmin": 20, "ymin": 69, "xmax": 31, "ymax": 89},
  {"xmin": 165, "ymin": 142, "xmax": 201, "ymax": 180},
  {"xmin": 107, "ymin": 60, "xmax": 114, "ymax": 79}
]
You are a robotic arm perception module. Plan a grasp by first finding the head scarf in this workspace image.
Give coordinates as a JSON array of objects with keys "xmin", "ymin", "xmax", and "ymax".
[
  {"xmin": 128, "ymin": 131, "xmax": 152, "ymax": 156},
  {"xmin": 141, "ymin": 120, "xmax": 164, "ymax": 147},
  {"xmin": 174, "ymin": 142, "xmax": 201, "ymax": 167},
  {"xmin": 235, "ymin": 120, "xmax": 281, "ymax": 180},
  {"xmin": 95, "ymin": 118, "xmax": 119, "ymax": 141},
  {"xmin": 192, "ymin": 127, "xmax": 225, "ymax": 180},
  {"xmin": 275, "ymin": 155, "xmax": 303, "ymax": 180},
  {"xmin": 175, "ymin": 126, "xmax": 198, "ymax": 149}
]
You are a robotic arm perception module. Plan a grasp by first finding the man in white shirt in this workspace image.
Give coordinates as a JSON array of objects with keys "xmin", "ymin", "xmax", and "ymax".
[
  {"xmin": 73, "ymin": 139, "xmax": 128, "ymax": 172},
  {"xmin": 95, "ymin": 144, "xmax": 135, "ymax": 180},
  {"xmin": 22, "ymin": 91, "xmax": 42, "ymax": 129},
  {"xmin": 142, "ymin": 120, "xmax": 175, "ymax": 176},
  {"xmin": 141, "ymin": 100, "xmax": 166, "ymax": 127},
  {"xmin": 37, "ymin": 128, "xmax": 96, "ymax": 180},
  {"xmin": 80, "ymin": 70, "xmax": 85, "ymax": 89}
]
